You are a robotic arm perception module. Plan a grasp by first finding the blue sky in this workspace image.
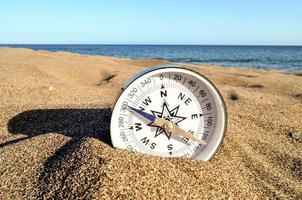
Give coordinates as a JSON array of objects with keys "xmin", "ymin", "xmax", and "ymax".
[{"xmin": 0, "ymin": 0, "xmax": 301, "ymax": 45}]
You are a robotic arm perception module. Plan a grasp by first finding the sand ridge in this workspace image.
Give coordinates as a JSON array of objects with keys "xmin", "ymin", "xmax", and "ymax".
[{"xmin": 0, "ymin": 47, "xmax": 301, "ymax": 199}]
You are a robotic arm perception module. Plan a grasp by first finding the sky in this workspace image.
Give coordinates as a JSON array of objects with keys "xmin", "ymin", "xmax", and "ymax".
[{"xmin": 0, "ymin": 0, "xmax": 301, "ymax": 45}]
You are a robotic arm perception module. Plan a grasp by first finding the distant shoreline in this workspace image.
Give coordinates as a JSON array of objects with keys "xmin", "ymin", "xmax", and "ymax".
[{"xmin": 1, "ymin": 45, "xmax": 302, "ymax": 72}]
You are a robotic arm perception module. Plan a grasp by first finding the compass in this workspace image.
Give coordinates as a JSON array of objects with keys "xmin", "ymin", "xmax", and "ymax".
[{"xmin": 110, "ymin": 64, "xmax": 227, "ymax": 161}]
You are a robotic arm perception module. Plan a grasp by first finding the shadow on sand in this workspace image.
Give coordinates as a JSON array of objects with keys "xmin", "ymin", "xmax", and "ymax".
[
  {"xmin": 4, "ymin": 108, "xmax": 112, "ymax": 148},
  {"xmin": 3, "ymin": 108, "xmax": 112, "ymax": 198}
]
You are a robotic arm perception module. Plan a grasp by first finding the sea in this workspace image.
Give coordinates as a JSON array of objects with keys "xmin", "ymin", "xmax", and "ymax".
[{"xmin": 1, "ymin": 44, "xmax": 302, "ymax": 72}]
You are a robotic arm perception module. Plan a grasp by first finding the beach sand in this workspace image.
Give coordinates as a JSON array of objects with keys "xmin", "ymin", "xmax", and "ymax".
[{"xmin": 0, "ymin": 47, "xmax": 301, "ymax": 199}]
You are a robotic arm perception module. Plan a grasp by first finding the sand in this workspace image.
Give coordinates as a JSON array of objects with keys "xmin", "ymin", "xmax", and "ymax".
[{"xmin": 0, "ymin": 47, "xmax": 301, "ymax": 199}]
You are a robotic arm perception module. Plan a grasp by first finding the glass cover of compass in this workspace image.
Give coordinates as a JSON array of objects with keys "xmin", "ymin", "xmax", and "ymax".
[{"xmin": 110, "ymin": 64, "xmax": 227, "ymax": 161}]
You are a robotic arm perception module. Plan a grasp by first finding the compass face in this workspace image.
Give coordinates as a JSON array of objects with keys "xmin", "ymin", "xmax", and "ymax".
[{"xmin": 110, "ymin": 65, "xmax": 227, "ymax": 161}]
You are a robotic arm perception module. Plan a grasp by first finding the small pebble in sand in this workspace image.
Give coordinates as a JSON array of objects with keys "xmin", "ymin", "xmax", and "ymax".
[
  {"xmin": 288, "ymin": 131, "xmax": 300, "ymax": 141},
  {"xmin": 48, "ymin": 86, "xmax": 55, "ymax": 91},
  {"xmin": 229, "ymin": 91, "xmax": 239, "ymax": 101}
]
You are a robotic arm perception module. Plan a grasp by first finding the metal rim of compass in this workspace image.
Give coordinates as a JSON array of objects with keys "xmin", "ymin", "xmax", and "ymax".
[{"xmin": 110, "ymin": 64, "xmax": 228, "ymax": 161}]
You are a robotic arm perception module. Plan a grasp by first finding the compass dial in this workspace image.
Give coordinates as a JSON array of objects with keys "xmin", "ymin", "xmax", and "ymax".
[{"xmin": 110, "ymin": 65, "xmax": 227, "ymax": 161}]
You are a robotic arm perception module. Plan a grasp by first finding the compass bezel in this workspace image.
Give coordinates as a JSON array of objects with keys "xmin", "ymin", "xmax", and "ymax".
[{"xmin": 110, "ymin": 64, "xmax": 227, "ymax": 161}]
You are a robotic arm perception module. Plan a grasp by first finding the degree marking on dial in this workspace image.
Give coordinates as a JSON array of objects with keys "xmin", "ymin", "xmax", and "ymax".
[
  {"xmin": 127, "ymin": 139, "xmax": 135, "ymax": 144},
  {"xmin": 168, "ymin": 77, "xmax": 172, "ymax": 88},
  {"xmin": 200, "ymin": 98, "xmax": 209, "ymax": 103},
  {"xmin": 137, "ymin": 85, "xmax": 146, "ymax": 96},
  {"xmin": 151, "ymin": 84, "xmax": 157, "ymax": 93},
  {"xmin": 136, "ymin": 94, "xmax": 143, "ymax": 101},
  {"xmin": 152, "ymin": 77, "xmax": 158, "ymax": 90},
  {"xmin": 134, "ymin": 97, "xmax": 140, "ymax": 104},
  {"xmin": 126, "ymin": 98, "xmax": 137, "ymax": 106},
  {"xmin": 193, "ymin": 86, "xmax": 200, "ymax": 94},
  {"xmin": 149, "ymin": 85, "xmax": 153, "ymax": 93},
  {"xmin": 182, "ymin": 77, "xmax": 187, "ymax": 85},
  {"xmin": 138, "ymin": 94, "xmax": 144, "ymax": 103},
  {"xmin": 127, "ymin": 139, "xmax": 139, "ymax": 147},
  {"xmin": 174, "ymin": 79, "xmax": 178, "ymax": 88},
  {"xmin": 185, "ymin": 145, "xmax": 194, "ymax": 154},
  {"xmin": 146, "ymin": 85, "xmax": 151, "ymax": 94}
]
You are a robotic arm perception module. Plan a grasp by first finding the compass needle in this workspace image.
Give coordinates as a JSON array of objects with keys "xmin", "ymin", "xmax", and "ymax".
[
  {"xmin": 167, "ymin": 122, "xmax": 207, "ymax": 145},
  {"xmin": 110, "ymin": 65, "xmax": 227, "ymax": 161},
  {"xmin": 128, "ymin": 106, "xmax": 156, "ymax": 123}
]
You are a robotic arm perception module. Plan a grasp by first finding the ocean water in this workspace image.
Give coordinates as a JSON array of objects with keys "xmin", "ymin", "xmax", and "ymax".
[{"xmin": 1, "ymin": 44, "xmax": 302, "ymax": 72}]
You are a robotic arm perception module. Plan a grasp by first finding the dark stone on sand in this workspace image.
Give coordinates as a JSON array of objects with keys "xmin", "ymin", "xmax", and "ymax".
[
  {"xmin": 294, "ymin": 93, "xmax": 302, "ymax": 99},
  {"xmin": 248, "ymin": 84, "xmax": 264, "ymax": 88},
  {"xmin": 288, "ymin": 132, "xmax": 300, "ymax": 141},
  {"xmin": 230, "ymin": 92, "xmax": 239, "ymax": 101}
]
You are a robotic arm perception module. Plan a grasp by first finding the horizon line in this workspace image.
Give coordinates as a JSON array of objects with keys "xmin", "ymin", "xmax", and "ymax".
[{"xmin": 1, "ymin": 44, "xmax": 302, "ymax": 47}]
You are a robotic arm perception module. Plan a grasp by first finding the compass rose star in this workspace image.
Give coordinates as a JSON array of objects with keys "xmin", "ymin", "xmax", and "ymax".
[{"xmin": 148, "ymin": 101, "xmax": 186, "ymax": 139}]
